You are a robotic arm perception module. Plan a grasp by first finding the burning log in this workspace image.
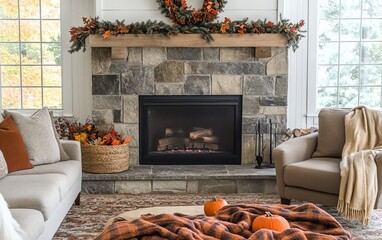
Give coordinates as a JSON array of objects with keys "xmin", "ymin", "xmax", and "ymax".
[
  {"xmin": 193, "ymin": 142, "xmax": 219, "ymax": 151},
  {"xmin": 164, "ymin": 128, "xmax": 185, "ymax": 138},
  {"xmin": 190, "ymin": 128, "xmax": 213, "ymax": 139},
  {"xmin": 158, "ymin": 137, "xmax": 190, "ymax": 151},
  {"xmin": 201, "ymin": 136, "xmax": 219, "ymax": 143}
]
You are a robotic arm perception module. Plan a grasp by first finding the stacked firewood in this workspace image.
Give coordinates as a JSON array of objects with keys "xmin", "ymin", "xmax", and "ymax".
[
  {"xmin": 157, "ymin": 127, "xmax": 219, "ymax": 151},
  {"xmin": 282, "ymin": 127, "xmax": 318, "ymax": 141}
]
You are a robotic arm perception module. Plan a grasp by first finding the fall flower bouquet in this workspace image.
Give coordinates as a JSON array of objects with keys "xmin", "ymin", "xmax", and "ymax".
[
  {"xmin": 54, "ymin": 117, "xmax": 131, "ymax": 145},
  {"xmin": 54, "ymin": 117, "xmax": 131, "ymax": 173}
]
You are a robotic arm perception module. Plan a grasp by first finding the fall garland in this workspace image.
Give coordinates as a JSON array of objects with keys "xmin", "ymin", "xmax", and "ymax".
[
  {"xmin": 69, "ymin": 1, "xmax": 305, "ymax": 53},
  {"xmin": 157, "ymin": 0, "xmax": 227, "ymax": 25}
]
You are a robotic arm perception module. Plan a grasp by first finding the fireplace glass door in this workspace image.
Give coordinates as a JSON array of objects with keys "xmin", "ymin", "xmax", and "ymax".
[{"xmin": 139, "ymin": 95, "xmax": 242, "ymax": 165}]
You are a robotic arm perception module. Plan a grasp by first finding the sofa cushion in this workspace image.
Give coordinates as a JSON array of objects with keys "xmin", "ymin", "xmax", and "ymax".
[
  {"xmin": 0, "ymin": 173, "xmax": 70, "ymax": 220},
  {"xmin": 0, "ymin": 116, "xmax": 32, "ymax": 173},
  {"xmin": 312, "ymin": 108, "xmax": 351, "ymax": 158},
  {"xmin": 284, "ymin": 157, "xmax": 341, "ymax": 195},
  {"xmin": 9, "ymin": 160, "xmax": 81, "ymax": 188},
  {"xmin": 10, "ymin": 209, "xmax": 44, "ymax": 240},
  {"xmin": 4, "ymin": 108, "xmax": 60, "ymax": 165}
]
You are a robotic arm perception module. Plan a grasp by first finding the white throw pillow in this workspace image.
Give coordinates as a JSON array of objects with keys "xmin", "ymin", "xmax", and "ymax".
[
  {"xmin": 3, "ymin": 107, "xmax": 60, "ymax": 165},
  {"xmin": 0, "ymin": 150, "xmax": 7, "ymax": 179},
  {"xmin": 0, "ymin": 193, "xmax": 26, "ymax": 240}
]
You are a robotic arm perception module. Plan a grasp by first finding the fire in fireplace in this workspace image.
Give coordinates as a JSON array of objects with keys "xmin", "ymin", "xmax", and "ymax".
[{"xmin": 139, "ymin": 95, "xmax": 242, "ymax": 165}]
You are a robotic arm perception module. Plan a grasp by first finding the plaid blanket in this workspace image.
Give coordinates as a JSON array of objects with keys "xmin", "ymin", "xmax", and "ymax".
[{"xmin": 95, "ymin": 203, "xmax": 351, "ymax": 240}]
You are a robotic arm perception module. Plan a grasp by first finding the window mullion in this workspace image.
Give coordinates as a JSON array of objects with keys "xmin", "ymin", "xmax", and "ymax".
[
  {"xmin": 337, "ymin": 0, "xmax": 342, "ymax": 108},
  {"xmin": 358, "ymin": 0, "xmax": 363, "ymax": 106},
  {"xmin": 39, "ymin": 0, "xmax": 44, "ymax": 108},
  {"xmin": 18, "ymin": 0, "xmax": 23, "ymax": 109}
]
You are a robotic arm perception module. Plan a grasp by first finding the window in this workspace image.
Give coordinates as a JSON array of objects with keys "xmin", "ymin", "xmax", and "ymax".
[
  {"xmin": 0, "ymin": 0, "xmax": 62, "ymax": 110},
  {"xmin": 315, "ymin": 0, "xmax": 382, "ymax": 109}
]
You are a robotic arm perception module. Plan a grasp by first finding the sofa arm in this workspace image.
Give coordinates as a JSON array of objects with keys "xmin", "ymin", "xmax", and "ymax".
[
  {"xmin": 273, "ymin": 132, "xmax": 318, "ymax": 167},
  {"xmin": 61, "ymin": 140, "xmax": 82, "ymax": 162},
  {"xmin": 273, "ymin": 132, "xmax": 318, "ymax": 198}
]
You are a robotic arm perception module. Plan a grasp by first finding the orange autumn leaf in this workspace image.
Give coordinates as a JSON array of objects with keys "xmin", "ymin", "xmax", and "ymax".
[
  {"xmin": 265, "ymin": 21, "xmax": 274, "ymax": 27},
  {"xmin": 117, "ymin": 24, "xmax": 129, "ymax": 34},
  {"xmin": 237, "ymin": 24, "xmax": 246, "ymax": 35},
  {"xmin": 180, "ymin": 0, "xmax": 187, "ymax": 9},
  {"xmin": 220, "ymin": 24, "xmax": 229, "ymax": 33},
  {"xmin": 103, "ymin": 134, "xmax": 112, "ymax": 145},
  {"xmin": 223, "ymin": 17, "xmax": 231, "ymax": 24},
  {"xmin": 102, "ymin": 30, "xmax": 111, "ymax": 38},
  {"xmin": 298, "ymin": 20, "xmax": 305, "ymax": 27},
  {"xmin": 111, "ymin": 139, "xmax": 121, "ymax": 145},
  {"xmin": 69, "ymin": 27, "xmax": 82, "ymax": 43},
  {"xmin": 209, "ymin": 9, "xmax": 218, "ymax": 15},
  {"xmin": 220, "ymin": 17, "xmax": 231, "ymax": 33},
  {"xmin": 123, "ymin": 137, "xmax": 132, "ymax": 144}
]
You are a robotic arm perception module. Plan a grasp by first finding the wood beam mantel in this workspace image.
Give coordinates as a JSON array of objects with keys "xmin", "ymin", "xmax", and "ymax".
[{"xmin": 88, "ymin": 34, "xmax": 287, "ymax": 59}]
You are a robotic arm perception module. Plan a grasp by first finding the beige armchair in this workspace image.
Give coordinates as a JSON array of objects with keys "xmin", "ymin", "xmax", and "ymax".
[{"xmin": 273, "ymin": 108, "xmax": 382, "ymax": 208}]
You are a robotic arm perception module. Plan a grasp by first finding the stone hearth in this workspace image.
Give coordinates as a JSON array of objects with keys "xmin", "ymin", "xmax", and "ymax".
[
  {"xmin": 91, "ymin": 46, "xmax": 288, "ymax": 166},
  {"xmin": 82, "ymin": 165, "xmax": 276, "ymax": 194}
]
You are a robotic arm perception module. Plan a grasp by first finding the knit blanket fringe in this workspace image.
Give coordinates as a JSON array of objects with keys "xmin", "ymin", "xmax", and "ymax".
[{"xmin": 338, "ymin": 200, "xmax": 368, "ymax": 225}]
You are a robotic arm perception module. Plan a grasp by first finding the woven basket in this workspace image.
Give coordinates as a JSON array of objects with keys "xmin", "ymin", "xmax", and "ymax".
[{"xmin": 81, "ymin": 144, "xmax": 129, "ymax": 173}]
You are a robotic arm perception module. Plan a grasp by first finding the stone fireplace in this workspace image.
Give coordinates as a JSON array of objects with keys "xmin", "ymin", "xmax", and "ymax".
[{"xmin": 91, "ymin": 46, "xmax": 288, "ymax": 166}]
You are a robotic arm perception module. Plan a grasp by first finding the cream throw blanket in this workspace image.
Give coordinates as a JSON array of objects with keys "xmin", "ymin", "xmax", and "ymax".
[
  {"xmin": 338, "ymin": 106, "xmax": 382, "ymax": 224},
  {"xmin": 0, "ymin": 193, "xmax": 26, "ymax": 240}
]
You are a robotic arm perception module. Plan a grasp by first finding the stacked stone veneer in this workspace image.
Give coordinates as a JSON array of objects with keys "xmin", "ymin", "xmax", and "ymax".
[{"xmin": 91, "ymin": 47, "xmax": 288, "ymax": 166}]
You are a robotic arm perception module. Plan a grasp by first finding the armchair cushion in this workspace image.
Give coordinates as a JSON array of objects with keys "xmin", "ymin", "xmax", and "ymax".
[
  {"xmin": 312, "ymin": 108, "xmax": 350, "ymax": 158},
  {"xmin": 284, "ymin": 157, "xmax": 341, "ymax": 195}
]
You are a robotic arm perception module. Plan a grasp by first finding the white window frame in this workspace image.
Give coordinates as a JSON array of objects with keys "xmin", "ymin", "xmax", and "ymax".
[
  {"xmin": 307, "ymin": 0, "xmax": 382, "ymax": 115},
  {"xmin": 0, "ymin": 0, "xmax": 72, "ymax": 116},
  {"xmin": 307, "ymin": 0, "xmax": 319, "ymax": 117},
  {"xmin": 60, "ymin": 0, "xmax": 73, "ymax": 116}
]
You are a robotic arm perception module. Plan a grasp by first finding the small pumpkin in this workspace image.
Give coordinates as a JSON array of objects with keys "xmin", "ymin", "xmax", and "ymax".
[
  {"xmin": 252, "ymin": 212, "xmax": 290, "ymax": 232},
  {"xmin": 203, "ymin": 197, "xmax": 228, "ymax": 216}
]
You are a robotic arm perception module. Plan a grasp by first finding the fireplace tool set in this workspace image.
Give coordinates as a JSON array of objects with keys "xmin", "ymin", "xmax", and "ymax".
[{"xmin": 255, "ymin": 119, "xmax": 277, "ymax": 168}]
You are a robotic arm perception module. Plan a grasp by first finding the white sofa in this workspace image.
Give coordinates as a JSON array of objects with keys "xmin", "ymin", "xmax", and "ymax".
[{"xmin": 0, "ymin": 140, "xmax": 82, "ymax": 240}]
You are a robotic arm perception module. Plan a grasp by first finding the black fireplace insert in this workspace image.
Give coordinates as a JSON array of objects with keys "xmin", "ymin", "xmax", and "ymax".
[{"xmin": 139, "ymin": 95, "xmax": 242, "ymax": 165}]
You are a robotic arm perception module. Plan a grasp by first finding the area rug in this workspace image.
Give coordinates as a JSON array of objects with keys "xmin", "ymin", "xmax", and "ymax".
[{"xmin": 53, "ymin": 193, "xmax": 382, "ymax": 240}]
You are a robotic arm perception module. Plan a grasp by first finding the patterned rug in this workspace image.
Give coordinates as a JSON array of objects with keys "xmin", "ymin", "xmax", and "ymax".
[{"xmin": 54, "ymin": 193, "xmax": 382, "ymax": 240}]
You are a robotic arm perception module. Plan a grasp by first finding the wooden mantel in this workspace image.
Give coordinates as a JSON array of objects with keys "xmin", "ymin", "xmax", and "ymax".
[{"xmin": 88, "ymin": 34, "xmax": 287, "ymax": 59}]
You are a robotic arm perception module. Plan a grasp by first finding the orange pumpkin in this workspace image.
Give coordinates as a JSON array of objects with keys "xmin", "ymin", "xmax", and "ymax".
[
  {"xmin": 203, "ymin": 197, "xmax": 228, "ymax": 216},
  {"xmin": 252, "ymin": 212, "xmax": 290, "ymax": 232}
]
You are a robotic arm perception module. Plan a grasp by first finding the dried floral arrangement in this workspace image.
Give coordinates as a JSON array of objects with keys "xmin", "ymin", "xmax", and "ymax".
[
  {"xmin": 54, "ymin": 117, "xmax": 131, "ymax": 145},
  {"xmin": 158, "ymin": 0, "xmax": 227, "ymax": 25},
  {"xmin": 69, "ymin": 0, "xmax": 305, "ymax": 53}
]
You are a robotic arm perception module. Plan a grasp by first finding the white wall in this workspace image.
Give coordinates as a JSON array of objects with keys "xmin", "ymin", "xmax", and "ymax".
[
  {"xmin": 63, "ymin": 0, "xmax": 95, "ymax": 122},
  {"xmin": 283, "ymin": 0, "xmax": 317, "ymax": 128},
  {"xmin": 96, "ymin": 0, "xmax": 279, "ymax": 22},
  {"xmin": 282, "ymin": 0, "xmax": 309, "ymax": 128}
]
